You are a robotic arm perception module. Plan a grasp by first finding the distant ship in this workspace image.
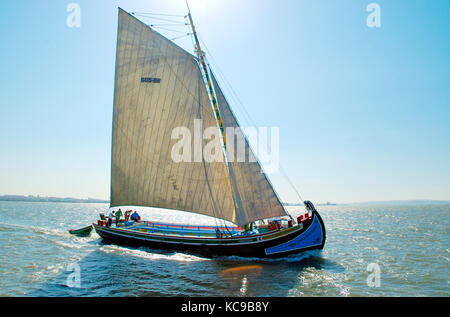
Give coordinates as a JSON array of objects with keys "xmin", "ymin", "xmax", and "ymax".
[
  {"xmin": 87, "ymin": 5, "xmax": 326, "ymax": 258},
  {"xmin": 320, "ymin": 202, "xmax": 337, "ymax": 206}
]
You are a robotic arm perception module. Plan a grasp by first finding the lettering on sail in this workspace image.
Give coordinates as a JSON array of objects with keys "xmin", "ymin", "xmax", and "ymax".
[{"xmin": 141, "ymin": 77, "xmax": 161, "ymax": 83}]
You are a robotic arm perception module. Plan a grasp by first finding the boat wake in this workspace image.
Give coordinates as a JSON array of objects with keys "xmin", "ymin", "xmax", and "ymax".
[
  {"xmin": 0, "ymin": 222, "xmax": 72, "ymax": 239},
  {"xmin": 98, "ymin": 245, "xmax": 211, "ymax": 262},
  {"xmin": 0, "ymin": 222, "xmax": 101, "ymax": 251}
]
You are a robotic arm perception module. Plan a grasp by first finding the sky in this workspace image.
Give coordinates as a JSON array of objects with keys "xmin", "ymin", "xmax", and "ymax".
[{"xmin": 0, "ymin": 0, "xmax": 449, "ymax": 204}]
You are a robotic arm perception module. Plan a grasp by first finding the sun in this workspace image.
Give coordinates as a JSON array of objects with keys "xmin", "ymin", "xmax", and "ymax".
[{"xmin": 187, "ymin": 0, "xmax": 207, "ymax": 9}]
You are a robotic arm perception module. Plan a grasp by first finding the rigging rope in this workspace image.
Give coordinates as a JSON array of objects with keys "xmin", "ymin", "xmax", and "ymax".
[
  {"xmin": 150, "ymin": 26, "xmax": 188, "ymax": 34},
  {"xmin": 199, "ymin": 36, "xmax": 257, "ymax": 129},
  {"xmin": 131, "ymin": 13, "xmax": 185, "ymax": 24},
  {"xmin": 198, "ymin": 36, "xmax": 307, "ymax": 207},
  {"xmin": 170, "ymin": 34, "xmax": 192, "ymax": 41},
  {"xmin": 131, "ymin": 12, "xmax": 186, "ymax": 18},
  {"xmin": 149, "ymin": 23, "xmax": 189, "ymax": 27}
]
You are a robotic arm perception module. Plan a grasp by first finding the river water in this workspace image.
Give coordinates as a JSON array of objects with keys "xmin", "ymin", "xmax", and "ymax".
[{"xmin": 0, "ymin": 201, "xmax": 448, "ymax": 297}]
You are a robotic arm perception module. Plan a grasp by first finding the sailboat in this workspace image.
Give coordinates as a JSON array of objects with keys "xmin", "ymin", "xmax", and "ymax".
[{"xmin": 91, "ymin": 7, "xmax": 326, "ymax": 258}]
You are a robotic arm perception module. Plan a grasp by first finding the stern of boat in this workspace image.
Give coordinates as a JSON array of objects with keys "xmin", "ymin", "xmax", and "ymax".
[{"xmin": 263, "ymin": 210, "xmax": 326, "ymax": 257}]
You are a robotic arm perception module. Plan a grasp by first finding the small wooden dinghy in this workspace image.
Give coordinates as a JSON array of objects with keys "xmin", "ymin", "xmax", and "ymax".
[{"xmin": 69, "ymin": 225, "xmax": 93, "ymax": 237}]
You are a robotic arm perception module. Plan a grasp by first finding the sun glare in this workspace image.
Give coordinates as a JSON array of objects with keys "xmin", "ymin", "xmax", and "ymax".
[{"xmin": 187, "ymin": 0, "xmax": 206, "ymax": 9}]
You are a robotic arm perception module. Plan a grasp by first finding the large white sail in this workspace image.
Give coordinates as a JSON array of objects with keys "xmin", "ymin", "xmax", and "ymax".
[
  {"xmin": 211, "ymin": 73, "xmax": 288, "ymax": 225},
  {"xmin": 110, "ymin": 9, "xmax": 237, "ymax": 224}
]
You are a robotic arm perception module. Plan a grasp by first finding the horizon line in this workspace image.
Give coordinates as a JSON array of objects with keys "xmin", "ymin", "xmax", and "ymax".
[{"xmin": 0, "ymin": 194, "xmax": 449, "ymax": 205}]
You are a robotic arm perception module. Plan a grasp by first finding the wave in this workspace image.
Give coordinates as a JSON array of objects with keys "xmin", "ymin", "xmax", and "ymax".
[
  {"xmin": 98, "ymin": 245, "xmax": 210, "ymax": 262},
  {"xmin": 0, "ymin": 222, "xmax": 71, "ymax": 238}
]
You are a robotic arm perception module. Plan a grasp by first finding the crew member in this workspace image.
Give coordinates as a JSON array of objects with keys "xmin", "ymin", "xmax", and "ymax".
[
  {"xmin": 108, "ymin": 210, "xmax": 114, "ymax": 227},
  {"xmin": 115, "ymin": 209, "xmax": 123, "ymax": 227},
  {"xmin": 130, "ymin": 210, "xmax": 140, "ymax": 221}
]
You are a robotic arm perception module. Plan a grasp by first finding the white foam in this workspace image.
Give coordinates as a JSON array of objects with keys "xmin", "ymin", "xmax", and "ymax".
[{"xmin": 98, "ymin": 245, "xmax": 210, "ymax": 262}]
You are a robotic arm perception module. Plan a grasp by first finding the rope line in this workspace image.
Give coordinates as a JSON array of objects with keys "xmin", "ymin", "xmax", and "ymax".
[
  {"xmin": 132, "ymin": 12, "xmax": 185, "ymax": 18},
  {"xmin": 150, "ymin": 26, "xmax": 188, "ymax": 34},
  {"xmin": 198, "ymin": 36, "xmax": 307, "ymax": 206},
  {"xmin": 170, "ymin": 34, "xmax": 192, "ymax": 41},
  {"xmin": 132, "ymin": 14, "xmax": 185, "ymax": 24},
  {"xmin": 149, "ymin": 23, "xmax": 189, "ymax": 27}
]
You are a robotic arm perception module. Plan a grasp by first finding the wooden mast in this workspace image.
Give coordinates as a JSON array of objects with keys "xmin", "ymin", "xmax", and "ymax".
[
  {"xmin": 185, "ymin": 1, "xmax": 249, "ymax": 229},
  {"xmin": 185, "ymin": 1, "xmax": 226, "ymax": 146}
]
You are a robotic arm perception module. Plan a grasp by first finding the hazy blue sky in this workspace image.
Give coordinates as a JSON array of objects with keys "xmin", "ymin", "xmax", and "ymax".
[{"xmin": 0, "ymin": 0, "xmax": 449, "ymax": 203}]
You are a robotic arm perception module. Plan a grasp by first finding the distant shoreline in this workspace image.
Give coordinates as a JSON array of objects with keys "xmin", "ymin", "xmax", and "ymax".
[
  {"xmin": 0, "ymin": 195, "xmax": 108, "ymax": 204},
  {"xmin": 0, "ymin": 195, "xmax": 449, "ymax": 206},
  {"xmin": 285, "ymin": 200, "xmax": 450, "ymax": 206}
]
